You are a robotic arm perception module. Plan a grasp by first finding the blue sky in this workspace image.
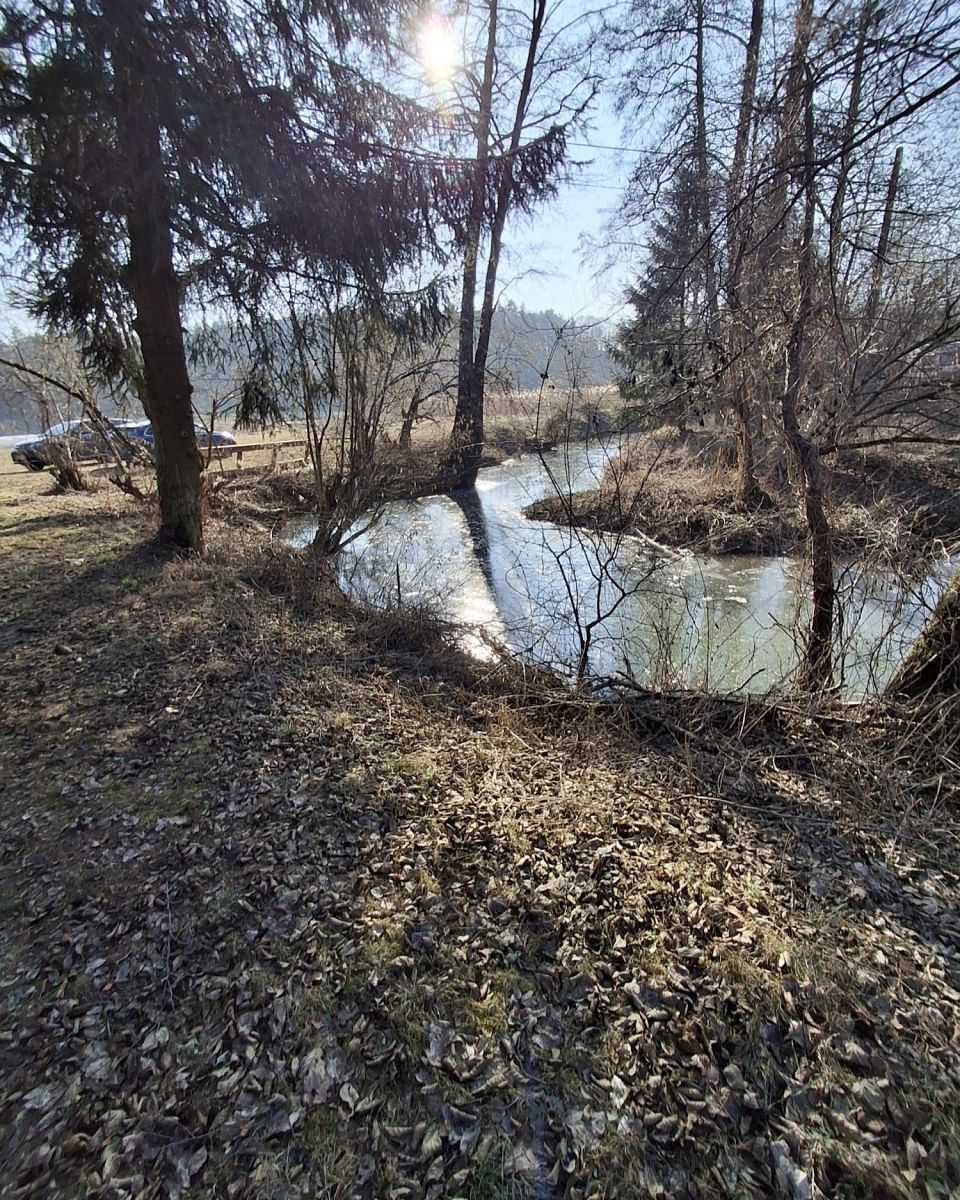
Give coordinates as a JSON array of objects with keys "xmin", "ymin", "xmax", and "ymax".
[
  {"xmin": 498, "ymin": 145, "xmax": 634, "ymax": 323},
  {"xmin": 483, "ymin": 99, "xmax": 641, "ymax": 326}
]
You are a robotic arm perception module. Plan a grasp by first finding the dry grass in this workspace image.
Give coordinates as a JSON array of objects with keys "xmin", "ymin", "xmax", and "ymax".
[
  {"xmin": 1, "ymin": 476, "xmax": 959, "ymax": 1198},
  {"xmin": 529, "ymin": 425, "xmax": 960, "ymax": 559}
]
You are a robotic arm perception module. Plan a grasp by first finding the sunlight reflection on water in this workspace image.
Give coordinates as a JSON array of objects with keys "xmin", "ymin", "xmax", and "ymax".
[{"xmin": 286, "ymin": 443, "xmax": 950, "ymax": 695}]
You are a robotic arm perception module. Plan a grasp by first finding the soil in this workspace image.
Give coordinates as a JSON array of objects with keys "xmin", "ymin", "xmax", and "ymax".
[
  {"xmin": 1, "ymin": 482, "xmax": 959, "ymax": 1198},
  {"xmin": 526, "ymin": 430, "xmax": 960, "ymax": 560}
]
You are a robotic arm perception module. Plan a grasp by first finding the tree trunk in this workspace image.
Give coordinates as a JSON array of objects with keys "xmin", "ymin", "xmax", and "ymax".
[
  {"xmin": 734, "ymin": 393, "xmax": 758, "ymax": 502},
  {"xmin": 822, "ymin": 1, "xmax": 872, "ymax": 446},
  {"xmin": 472, "ymin": 0, "xmax": 546, "ymax": 420},
  {"xmin": 827, "ymin": 2, "xmax": 871, "ymax": 263},
  {"xmin": 108, "ymin": 0, "xmax": 202, "ymax": 551},
  {"xmin": 781, "ymin": 27, "xmax": 834, "ymax": 688},
  {"xmin": 398, "ymin": 402, "xmax": 416, "ymax": 451},
  {"xmin": 725, "ymin": 0, "xmax": 765, "ymax": 503},
  {"xmin": 694, "ymin": 0, "xmax": 718, "ymax": 324},
  {"xmin": 864, "ymin": 145, "xmax": 903, "ymax": 330},
  {"xmin": 47, "ymin": 440, "xmax": 89, "ymax": 492},
  {"xmin": 445, "ymin": 0, "xmax": 499, "ymax": 491},
  {"xmin": 447, "ymin": 225, "xmax": 484, "ymax": 488},
  {"xmin": 888, "ymin": 566, "xmax": 960, "ymax": 699}
]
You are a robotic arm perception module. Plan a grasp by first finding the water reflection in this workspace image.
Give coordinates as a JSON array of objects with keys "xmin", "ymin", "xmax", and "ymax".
[{"xmin": 286, "ymin": 444, "xmax": 948, "ymax": 695}]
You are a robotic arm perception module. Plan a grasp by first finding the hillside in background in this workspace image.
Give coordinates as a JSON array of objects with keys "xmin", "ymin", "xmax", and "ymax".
[{"xmin": 485, "ymin": 302, "xmax": 613, "ymax": 390}]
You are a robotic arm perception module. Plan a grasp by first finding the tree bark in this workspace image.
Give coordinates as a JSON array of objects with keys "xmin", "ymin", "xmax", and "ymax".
[
  {"xmin": 108, "ymin": 0, "xmax": 203, "ymax": 551},
  {"xmin": 694, "ymin": 0, "xmax": 718, "ymax": 325},
  {"xmin": 888, "ymin": 566, "xmax": 960, "ymax": 699},
  {"xmin": 398, "ymin": 402, "xmax": 417, "ymax": 451},
  {"xmin": 445, "ymin": 0, "xmax": 499, "ymax": 491},
  {"xmin": 47, "ymin": 440, "xmax": 89, "ymax": 492},
  {"xmin": 822, "ymin": 1, "xmax": 871, "ymax": 446},
  {"xmin": 734, "ymin": 398, "xmax": 758, "ymax": 500},
  {"xmin": 864, "ymin": 145, "xmax": 903, "ymax": 330},
  {"xmin": 779, "ymin": 3, "xmax": 835, "ymax": 687},
  {"xmin": 725, "ymin": 0, "xmax": 764, "ymax": 503},
  {"xmin": 827, "ymin": 2, "xmax": 871, "ymax": 264},
  {"xmin": 473, "ymin": 0, "xmax": 546, "ymax": 409}
]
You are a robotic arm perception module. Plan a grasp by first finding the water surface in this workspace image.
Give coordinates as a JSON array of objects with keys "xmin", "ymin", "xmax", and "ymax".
[{"xmin": 287, "ymin": 443, "xmax": 947, "ymax": 694}]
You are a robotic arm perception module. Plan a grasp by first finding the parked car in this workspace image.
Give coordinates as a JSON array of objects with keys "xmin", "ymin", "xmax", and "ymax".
[
  {"xmin": 13, "ymin": 419, "xmax": 93, "ymax": 470},
  {"xmin": 130, "ymin": 422, "xmax": 237, "ymax": 452},
  {"xmin": 23, "ymin": 418, "xmax": 152, "ymax": 470},
  {"xmin": 199, "ymin": 426, "xmax": 238, "ymax": 449},
  {"xmin": 12, "ymin": 419, "xmax": 235, "ymax": 470},
  {"xmin": 11, "ymin": 437, "xmax": 54, "ymax": 471}
]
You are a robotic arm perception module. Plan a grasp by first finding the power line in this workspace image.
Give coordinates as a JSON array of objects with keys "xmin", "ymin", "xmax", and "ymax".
[
  {"xmin": 563, "ymin": 181, "xmax": 625, "ymax": 191},
  {"xmin": 568, "ymin": 140, "xmax": 645, "ymax": 155}
]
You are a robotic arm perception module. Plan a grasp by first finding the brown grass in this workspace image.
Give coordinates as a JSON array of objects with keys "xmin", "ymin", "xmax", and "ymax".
[
  {"xmin": 2, "ymin": 418, "xmax": 959, "ymax": 1198},
  {"xmin": 528, "ymin": 425, "xmax": 960, "ymax": 559}
]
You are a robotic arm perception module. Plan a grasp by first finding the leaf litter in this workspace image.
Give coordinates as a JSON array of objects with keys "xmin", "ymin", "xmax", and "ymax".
[{"xmin": 0, "ymin": 497, "xmax": 958, "ymax": 1198}]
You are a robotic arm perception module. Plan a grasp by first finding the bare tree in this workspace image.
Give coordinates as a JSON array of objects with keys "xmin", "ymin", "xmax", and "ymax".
[
  {"xmin": 237, "ymin": 283, "xmax": 450, "ymax": 554},
  {"xmin": 442, "ymin": 0, "xmax": 598, "ymax": 488},
  {"xmin": 604, "ymin": 0, "xmax": 960, "ymax": 691}
]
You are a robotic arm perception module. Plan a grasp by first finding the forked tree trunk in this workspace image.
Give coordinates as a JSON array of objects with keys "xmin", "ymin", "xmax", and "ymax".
[
  {"xmin": 473, "ymin": 0, "xmax": 545, "ymax": 428},
  {"xmin": 446, "ymin": 0, "xmax": 549, "ymax": 491},
  {"xmin": 398, "ymin": 402, "xmax": 417, "ymax": 451},
  {"xmin": 888, "ymin": 567, "xmax": 960, "ymax": 699},
  {"xmin": 109, "ymin": 0, "xmax": 203, "ymax": 551},
  {"xmin": 445, "ymin": 0, "xmax": 499, "ymax": 491}
]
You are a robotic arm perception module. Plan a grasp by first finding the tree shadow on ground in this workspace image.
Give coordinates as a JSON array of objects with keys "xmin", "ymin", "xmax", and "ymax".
[{"xmin": 1, "ymin": 512, "xmax": 958, "ymax": 1199}]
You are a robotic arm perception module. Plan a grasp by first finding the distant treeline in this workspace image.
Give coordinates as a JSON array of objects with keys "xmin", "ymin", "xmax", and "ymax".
[
  {"xmin": 483, "ymin": 303, "xmax": 613, "ymax": 391},
  {"xmin": 0, "ymin": 306, "xmax": 612, "ymax": 435}
]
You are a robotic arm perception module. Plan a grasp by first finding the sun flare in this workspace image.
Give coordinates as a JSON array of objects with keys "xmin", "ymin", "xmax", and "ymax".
[{"xmin": 420, "ymin": 14, "xmax": 458, "ymax": 83}]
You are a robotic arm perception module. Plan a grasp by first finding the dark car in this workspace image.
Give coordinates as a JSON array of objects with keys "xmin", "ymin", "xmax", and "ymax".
[
  {"xmin": 11, "ymin": 437, "xmax": 54, "ymax": 471},
  {"xmin": 12, "ymin": 418, "xmax": 150, "ymax": 471},
  {"xmin": 12, "ymin": 419, "xmax": 235, "ymax": 470},
  {"xmin": 11, "ymin": 420, "xmax": 88, "ymax": 471},
  {"xmin": 130, "ymin": 422, "xmax": 237, "ymax": 453}
]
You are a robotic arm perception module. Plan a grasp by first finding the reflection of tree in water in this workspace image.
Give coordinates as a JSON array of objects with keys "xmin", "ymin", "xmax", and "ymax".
[
  {"xmin": 449, "ymin": 487, "xmax": 497, "ymax": 598},
  {"xmin": 331, "ymin": 448, "xmax": 942, "ymax": 694},
  {"xmin": 450, "ymin": 484, "xmax": 585, "ymax": 669}
]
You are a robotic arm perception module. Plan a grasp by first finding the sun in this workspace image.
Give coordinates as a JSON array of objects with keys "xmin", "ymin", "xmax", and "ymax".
[{"xmin": 420, "ymin": 14, "xmax": 458, "ymax": 83}]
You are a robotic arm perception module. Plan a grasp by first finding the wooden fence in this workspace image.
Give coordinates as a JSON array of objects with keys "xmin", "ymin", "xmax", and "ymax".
[
  {"xmin": 2, "ymin": 437, "xmax": 309, "ymax": 478},
  {"xmin": 202, "ymin": 438, "xmax": 309, "ymax": 472}
]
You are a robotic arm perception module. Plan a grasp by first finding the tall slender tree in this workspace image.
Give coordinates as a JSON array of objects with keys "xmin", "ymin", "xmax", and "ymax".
[
  {"xmin": 442, "ymin": 0, "xmax": 597, "ymax": 489},
  {"xmin": 725, "ymin": 0, "xmax": 765, "ymax": 502}
]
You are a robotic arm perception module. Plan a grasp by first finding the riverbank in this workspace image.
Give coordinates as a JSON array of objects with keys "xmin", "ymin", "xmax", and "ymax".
[
  {"xmin": 0, "ymin": 391, "xmax": 610, "ymax": 526},
  {"xmin": 525, "ymin": 429, "xmax": 960, "ymax": 559},
  {"xmin": 2, "ymin": 487, "xmax": 959, "ymax": 1198}
]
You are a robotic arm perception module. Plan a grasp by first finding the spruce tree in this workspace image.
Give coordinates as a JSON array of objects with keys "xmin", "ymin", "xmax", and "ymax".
[{"xmin": 0, "ymin": 0, "xmax": 464, "ymax": 549}]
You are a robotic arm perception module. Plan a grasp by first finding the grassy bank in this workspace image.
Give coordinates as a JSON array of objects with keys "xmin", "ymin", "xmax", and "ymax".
[
  {"xmin": 1, "ymin": 485, "xmax": 959, "ymax": 1198},
  {"xmin": 526, "ymin": 428, "xmax": 960, "ymax": 559}
]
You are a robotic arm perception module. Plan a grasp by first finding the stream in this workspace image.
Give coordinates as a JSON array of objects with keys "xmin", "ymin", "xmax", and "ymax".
[{"xmin": 286, "ymin": 441, "xmax": 948, "ymax": 695}]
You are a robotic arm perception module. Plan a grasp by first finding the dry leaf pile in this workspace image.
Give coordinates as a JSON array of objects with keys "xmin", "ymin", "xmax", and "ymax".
[{"xmin": 0, "ymin": 494, "xmax": 958, "ymax": 1199}]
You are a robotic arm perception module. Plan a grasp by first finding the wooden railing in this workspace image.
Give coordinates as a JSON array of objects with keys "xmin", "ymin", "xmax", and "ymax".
[
  {"xmin": 2, "ymin": 437, "xmax": 309, "ymax": 477},
  {"xmin": 204, "ymin": 438, "xmax": 308, "ymax": 471}
]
